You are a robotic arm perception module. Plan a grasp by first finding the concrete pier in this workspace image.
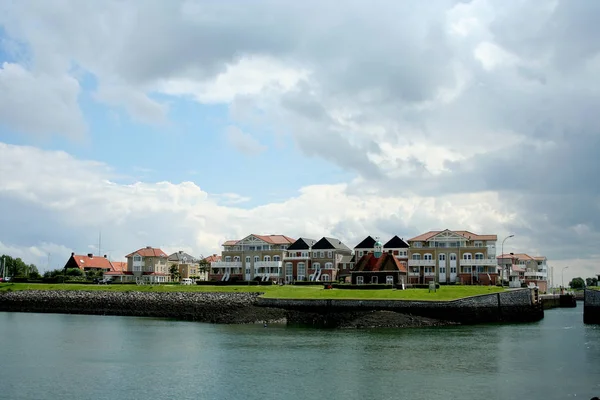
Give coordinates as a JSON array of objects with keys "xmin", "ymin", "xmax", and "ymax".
[{"xmin": 584, "ymin": 289, "xmax": 600, "ymax": 324}]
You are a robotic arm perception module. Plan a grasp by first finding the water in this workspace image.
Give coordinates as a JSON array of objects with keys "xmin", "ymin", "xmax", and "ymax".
[{"xmin": 0, "ymin": 307, "xmax": 598, "ymax": 400}]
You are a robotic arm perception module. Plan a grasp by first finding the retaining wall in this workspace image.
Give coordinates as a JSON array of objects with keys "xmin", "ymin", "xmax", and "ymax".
[
  {"xmin": 584, "ymin": 289, "xmax": 600, "ymax": 324},
  {"xmin": 257, "ymin": 289, "xmax": 543, "ymax": 327},
  {"xmin": 0, "ymin": 291, "xmax": 286, "ymax": 324}
]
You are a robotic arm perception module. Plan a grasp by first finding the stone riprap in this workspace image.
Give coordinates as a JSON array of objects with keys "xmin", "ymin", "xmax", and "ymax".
[
  {"xmin": 257, "ymin": 289, "xmax": 543, "ymax": 327},
  {"xmin": 584, "ymin": 289, "xmax": 600, "ymax": 324},
  {"xmin": 0, "ymin": 290, "xmax": 286, "ymax": 324}
]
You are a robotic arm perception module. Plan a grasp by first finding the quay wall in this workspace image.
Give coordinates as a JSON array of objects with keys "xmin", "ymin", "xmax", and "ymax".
[
  {"xmin": 0, "ymin": 290, "xmax": 286, "ymax": 324},
  {"xmin": 257, "ymin": 289, "xmax": 543, "ymax": 327},
  {"xmin": 584, "ymin": 289, "xmax": 600, "ymax": 324}
]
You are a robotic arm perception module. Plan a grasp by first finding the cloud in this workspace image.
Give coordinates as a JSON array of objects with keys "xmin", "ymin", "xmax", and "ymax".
[{"xmin": 225, "ymin": 126, "xmax": 267, "ymax": 155}]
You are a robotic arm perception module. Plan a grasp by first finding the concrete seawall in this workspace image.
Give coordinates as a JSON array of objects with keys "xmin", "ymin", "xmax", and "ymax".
[
  {"xmin": 0, "ymin": 291, "xmax": 286, "ymax": 324},
  {"xmin": 257, "ymin": 289, "xmax": 543, "ymax": 327},
  {"xmin": 584, "ymin": 289, "xmax": 600, "ymax": 324}
]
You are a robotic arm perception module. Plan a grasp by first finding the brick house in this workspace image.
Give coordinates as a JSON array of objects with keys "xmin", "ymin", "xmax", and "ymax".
[
  {"xmin": 351, "ymin": 239, "xmax": 407, "ymax": 285},
  {"xmin": 282, "ymin": 237, "xmax": 317, "ymax": 282}
]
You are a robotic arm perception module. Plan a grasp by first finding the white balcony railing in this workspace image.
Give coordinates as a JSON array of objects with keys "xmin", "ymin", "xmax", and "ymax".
[
  {"xmin": 255, "ymin": 261, "xmax": 282, "ymax": 269},
  {"xmin": 459, "ymin": 259, "xmax": 497, "ymax": 266},
  {"xmin": 408, "ymin": 260, "xmax": 436, "ymax": 267},
  {"xmin": 283, "ymin": 255, "xmax": 311, "ymax": 260},
  {"xmin": 211, "ymin": 261, "xmax": 242, "ymax": 269},
  {"xmin": 525, "ymin": 271, "xmax": 548, "ymax": 278}
]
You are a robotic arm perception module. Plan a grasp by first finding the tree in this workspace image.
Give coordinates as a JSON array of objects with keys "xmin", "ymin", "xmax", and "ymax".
[
  {"xmin": 169, "ymin": 264, "xmax": 180, "ymax": 281},
  {"xmin": 198, "ymin": 257, "xmax": 211, "ymax": 278},
  {"xmin": 1, "ymin": 254, "xmax": 40, "ymax": 278},
  {"xmin": 586, "ymin": 277, "xmax": 598, "ymax": 287},
  {"xmin": 569, "ymin": 277, "xmax": 585, "ymax": 290}
]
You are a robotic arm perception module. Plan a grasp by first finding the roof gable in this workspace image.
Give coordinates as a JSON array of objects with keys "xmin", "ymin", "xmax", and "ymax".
[
  {"xmin": 287, "ymin": 238, "xmax": 317, "ymax": 250},
  {"xmin": 126, "ymin": 247, "xmax": 168, "ymax": 258},
  {"xmin": 353, "ymin": 253, "xmax": 407, "ymax": 273},
  {"xmin": 384, "ymin": 235, "xmax": 409, "ymax": 249},
  {"xmin": 354, "ymin": 236, "xmax": 376, "ymax": 249},
  {"xmin": 312, "ymin": 237, "xmax": 351, "ymax": 250}
]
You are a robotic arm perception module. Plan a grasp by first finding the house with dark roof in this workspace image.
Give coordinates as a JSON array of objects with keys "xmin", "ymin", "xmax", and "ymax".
[
  {"xmin": 307, "ymin": 237, "xmax": 352, "ymax": 282},
  {"xmin": 168, "ymin": 251, "xmax": 202, "ymax": 281},
  {"xmin": 407, "ymin": 229, "xmax": 498, "ymax": 285},
  {"xmin": 126, "ymin": 246, "xmax": 169, "ymax": 283},
  {"xmin": 351, "ymin": 239, "xmax": 407, "ymax": 285},
  {"xmin": 354, "ymin": 236, "xmax": 377, "ymax": 259},
  {"xmin": 283, "ymin": 237, "xmax": 317, "ymax": 282},
  {"xmin": 210, "ymin": 234, "xmax": 296, "ymax": 282}
]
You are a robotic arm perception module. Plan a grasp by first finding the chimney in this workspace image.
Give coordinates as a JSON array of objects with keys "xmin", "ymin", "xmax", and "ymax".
[
  {"xmin": 104, "ymin": 255, "xmax": 107, "ymax": 258},
  {"xmin": 71, "ymin": 252, "xmax": 75, "ymax": 257},
  {"xmin": 87, "ymin": 253, "xmax": 93, "ymax": 258},
  {"xmin": 179, "ymin": 250, "xmax": 183, "ymax": 254},
  {"xmin": 146, "ymin": 246, "xmax": 152, "ymax": 249}
]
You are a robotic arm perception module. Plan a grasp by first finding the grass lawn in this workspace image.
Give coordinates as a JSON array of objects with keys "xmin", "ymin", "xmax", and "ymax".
[{"xmin": 0, "ymin": 282, "xmax": 504, "ymax": 301}]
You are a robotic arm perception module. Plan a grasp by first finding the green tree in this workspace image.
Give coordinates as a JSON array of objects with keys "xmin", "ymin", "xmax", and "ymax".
[
  {"xmin": 198, "ymin": 258, "xmax": 211, "ymax": 277},
  {"xmin": 169, "ymin": 264, "xmax": 180, "ymax": 281},
  {"xmin": 586, "ymin": 277, "xmax": 598, "ymax": 287},
  {"xmin": 1, "ymin": 254, "xmax": 40, "ymax": 278},
  {"xmin": 569, "ymin": 277, "xmax": 585, "ymax": 290}
]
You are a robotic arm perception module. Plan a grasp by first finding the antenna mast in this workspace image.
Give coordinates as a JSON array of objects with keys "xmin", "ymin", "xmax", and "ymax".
[{"xmin": 98, "ymin": 230, "xmax": 102, "ymax": 256}]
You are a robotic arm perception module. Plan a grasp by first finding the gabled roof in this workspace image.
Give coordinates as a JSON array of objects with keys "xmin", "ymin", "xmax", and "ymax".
[
  {"xmin": 287, "ymin": 237, "xmax": 317, "ymax": 251},
  {"xmin": 408, "ymin": 230, "xmax": 497, "ymax": 242},
  {"xmin": 222, "ymin": 234, "xmax": 296, "ymax": 246},
  {"xmin": 354, "ymin": 236, "xmax": 376, "ymax": 249},
  {"xmin": 353, "ymin": 253, "xmax": 407, "ymax": 273},
  {"xmin": 339, "ymin": 255, "xmax": 353, "ymax": 264},
  {"xmin": 111, "ymin": 261, "xmax": 127, "ymax": 272},
  {"xmin": 126, "ymin": 247, "xmax": 168, "ymax": 258},
  {"xmin": 384, "ymin": 235, "xmax": 409, "ymax": 249},
  {"xmin": 312, "ymin": 237, "xmax": 351, "ymax": 251},
  {"xmin": 71, "ymin": 254, "xmax": 114, "ymax": 270},
  {"xmin": 203, "ymin": 254, "xmax": 221, "ymax": 263},
  {"xmin": 167, "ymin": 251, "xmax": 199, "ymax": 263}
]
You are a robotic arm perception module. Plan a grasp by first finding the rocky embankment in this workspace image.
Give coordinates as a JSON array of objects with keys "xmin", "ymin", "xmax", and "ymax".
[{"xmin": 0, "ymin": 290, "xmax": 286, "ymax": 324}]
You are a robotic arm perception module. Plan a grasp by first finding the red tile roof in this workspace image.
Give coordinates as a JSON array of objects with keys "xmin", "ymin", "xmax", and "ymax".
[
  {"xmin": 71, "ymin": 254, "xmax": 114, "ymax": 270},
  {"xmin": 408, "ymin": 230, "xmax": 497, "ymax": 242},
  {"xmin": 203, "ymin": 254, "xmax": 221, "ymax": 263},
  {"xmin": 126, "ymin": 247, "xmax": 168, "ymax": 258},
  {"xmin": 354, "ymin": 253, "xmax": 407, "ymax": 273},
  {"xmin": 222, "ymin": 234, "xmax": 296, "ymax": 246},
  {"xmin": 111, "ymin": 261, "xmax": 127, "ymax": 272}
]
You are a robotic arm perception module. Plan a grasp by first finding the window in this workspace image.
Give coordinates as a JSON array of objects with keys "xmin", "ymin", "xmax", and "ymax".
[
  {"xmin": 424, "ymin": 267, "xmax": 433, "ymax": 274},
  {"xmin": 440, "ymin": 267, "xmax": 446, "ymax": 274},
  {"xmin": 285, "ymin": 263, "xmax": 293, "ymax": 276},
  {"xmin": 371, "ymin": 276, "xmax": 378, "ymax": 284},
  {"xmin": 477, "ymin": 266, "xmax": 485, "ymax": 273},
  {"xmin": 320, "ymin": 251, "xmax": 324, "ymax": 258},
  {"xmin": 327, "ymin": 251, "xmax": 332, "ymax": 258},
  {"xmin": 463, "ymin": 266, "xmax": 472, "ymax": 273},
  {"xmin": 297, "ymin": 263, "xmax": 306, "ymax": 281},
  {"xmin": 359, "ymin": 251, "xmax": 364, "ymax": 257},
  {"xmin": 357, "ymin": 276, "xmax": 364, "ymax": 285},
  {"xmin": 225, "ymin": 256, "xmax": 231, "ymax": 262},
  {"xmin": 273, "ymin": 256, "xmax": 280, "ymax": 262},
  {"xmin": 386, "ymin": 276, "xmax": 394, "ymax": 285},
  {"xmin": 450, "ymin": 266, "xmax": 457, "ymax": 274},
  {"xmin": 133, "ymin": 255, "xmax": 142, "ymax": 262},
  {"xmin": 321, "ymin": 274, "xmax": 330, "ymax": 282},
  {"xmin": 254, "ymin": 256, "xmax": 259, "ymax": 262},
  {"xmin": 313, "ymin": 262, "xmax": 321, "ymax": 270},
  {"xmin": 313, "ymin": 252, "xmax": 319, "ymax": 258},
  {"xmin": 134, "ymin": 264, "xmax": 141, "ymax": 272},
  {"xmin": 424, "ymin": 253, "xmax": 433, "ymax": 261},
  {"xmin": 413, "ymin": 242, "xmax": 422, "ymax": 248},
  {"xmin": 264, "ymin": 256, "xmax": 271, "ymax": 261},
  {"xmin": 475, "ymin": 253, "xmax": 484, "ymax": 260},
  {"xmin": 412, "ymin": 254, "xmax": 421, "ymax": 260},
  {"xmin": 245, "ymin": 256, "xmax": 251, "ymax": 263},
  {"xmin": 233, "ymin": 256, "xmax": 240, "ymax": 261},
  {"xmin": 450, "ymin": 253, "xmax": 457, "ymax": 261},
  {"xmin": 474, "ymin": 241, "xmax": 483, "ymax": 247},
  {"xmin": 463, "ymin": 253, "xmax": 472, "ymax": 260},
  {"xmin": 325, "ymin": 262, "xmax": 333, "ymax": 269},
  {"xmin": 439, "ymin": 254, "xmax": 446, "ymax": 261}
]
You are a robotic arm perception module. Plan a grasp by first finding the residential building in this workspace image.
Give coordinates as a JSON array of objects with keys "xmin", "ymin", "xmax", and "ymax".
[
  {"xmin": 497, "ymin": 253, "xmax": 548, "ymax": 292},
  {"xmin": 64, "ymin": 253, "xmax": 114, "ymax": 272},
  {"xmin": 209, "ymin": 234, "xmax": 295, "ymax": 282},
  {"xmin": 167, "ymin": 251, "xmax": 200, "ymax": 280},
  {"xmin": 343, "ymin": 235, "xmax": 410, "ymax": 281},
  {"xmin": 306, "ymin": 237, "xmax": 352, "ymax": 282},
  {"xmin": 200, "ymin": 254, "xmax": 220, "ymax": 281},
  {"xmin": 126, "ymin": 246, "xmax": 169, "ymax": 283},
  {"xmin": 282, "ymin": 237, "xmax": 317, "ymax": 283},
  {"xmin": 105, "ymin": 261, "xmax": 133, "ymax": 282},
  {"xmin": 383, "ymin": 235, "xmax": 409, "ymax": 268},
  {"xmin": 351, "ymin": 239, "xmax": 407, "ymax": 285},
  {"xmin": 407, "ymin": 230, "xmax": 498, "ymax": 285}
]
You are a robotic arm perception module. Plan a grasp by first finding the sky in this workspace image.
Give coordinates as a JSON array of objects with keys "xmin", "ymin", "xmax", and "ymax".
[{"xmin": 0, "ymin": 0, "xmax": 599, "ymax": 284}]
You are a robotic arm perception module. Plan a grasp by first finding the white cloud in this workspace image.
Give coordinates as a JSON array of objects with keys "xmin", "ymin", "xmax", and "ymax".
[
  {"xmin": 225, "ymin": 125, "xmax": 267, "ymax": 155},
  {"xmin": 0, "ymin": 62, "xmax": 86, "ymax": 139}
]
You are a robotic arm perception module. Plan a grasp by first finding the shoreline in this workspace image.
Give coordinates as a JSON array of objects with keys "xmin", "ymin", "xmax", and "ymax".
[{"xmin": 0, "ymin": 289, "xmax": 543, "ymax": 328}]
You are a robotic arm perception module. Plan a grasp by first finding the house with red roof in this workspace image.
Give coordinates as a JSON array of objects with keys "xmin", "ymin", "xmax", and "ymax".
[
  {"xmin": 209, "ymin": 234, "xmax": 295, "ymax": 282},
  {"xmin": 407, "ymin": 229, "xmax": 498, "ymax": 285},
  {"xmin": 497, "ymin": 253, "xmax": 548, "ymax": 292},
  {"xmin": 351, "ymin": 239, "xmax": 407, "ymax": 285},
  {"xmin": 64, "ymin": 252, "xmax": 115, "ymax": 272},
  {"xmin": 126, "ymin": 246, "xmax": 169, "ymax": 283}
]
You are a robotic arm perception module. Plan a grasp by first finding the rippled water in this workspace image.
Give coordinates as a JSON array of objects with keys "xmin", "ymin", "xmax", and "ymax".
[{"xmin": 1, "ymin": 307, "xmax": 598, "ymax": 400}]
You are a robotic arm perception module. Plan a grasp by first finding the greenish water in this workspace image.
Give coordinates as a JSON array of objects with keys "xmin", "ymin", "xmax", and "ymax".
[{"xmin": 1, "ymin": 307, "xmax": 598, "ymax": 400}]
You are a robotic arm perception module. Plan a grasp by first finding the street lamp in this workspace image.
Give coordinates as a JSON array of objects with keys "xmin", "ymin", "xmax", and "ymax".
[
  {"xmin": 562, "ymin": 266, "xmax": 569, "ymax": 289},
  {"xmin": 501, "ymin": 234, "xmax": 514, "ymax": 287}
]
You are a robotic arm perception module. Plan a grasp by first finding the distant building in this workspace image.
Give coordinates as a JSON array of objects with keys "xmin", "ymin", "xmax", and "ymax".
[
  {"xmin": 167, "ymin": 251, "xmax": 200, "ymax": 281},
  {"xmin": 126, "ymin": 246, "xmax": 169, "ymax": 284},
  {"xmin": 351, "ymin": 238, "xmax": 407, "ymax": 285}
]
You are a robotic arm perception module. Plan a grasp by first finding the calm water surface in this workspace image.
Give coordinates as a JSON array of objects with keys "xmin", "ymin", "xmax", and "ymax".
[{"xmin": 1, "ymin": 307, "xmax": 598, "ymax": 400}]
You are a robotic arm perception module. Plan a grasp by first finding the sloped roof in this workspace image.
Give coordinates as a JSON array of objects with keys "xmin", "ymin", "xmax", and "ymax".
[
  {"xmin": 71, "ymin": 254, "xmax": 114, "ymax": 270},
  {"xmin": 222, "ymin": 234, "xmax": 296, "ymax": 246},
  {"xmin": 353, "ymin": 253, "xmax": 407, "ymax": 273},
  {"xmin": 354, "ymin": 236, "xmax": 376, "ymax": 249},
  {"xmin": 312, "ymin": 237, "xmax": 351, "ymax": 251},
  {"xmin": 408, "ymin": 230, "xmax": 497, "ymax": 242},
  {"xmin": 111, "ymin": 261, "xmax": 127, "ymax": 272},
  {"xmin": 126, "ymin": 247, "xmax": 168, "ymax": 258},
  {"xmin": 339, "ymin": 255, "xmax": 353, "ymax": 264},
  {"xmin": 287, "ymin": 237, "xmax": 317, "ymax": 250},
  {"xmin": 384, "ymin": 235, "xmax": 409, "ymax": 249},
  {"xmin": 203, "ymin": 254, "xmax": 221, "ymax": 263},
  {"xmin": 168, "ymin": 251, "xmax": 199, "ymax": 263}
]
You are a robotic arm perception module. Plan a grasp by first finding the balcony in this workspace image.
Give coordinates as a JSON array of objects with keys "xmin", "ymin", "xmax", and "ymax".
[
  {"xmin": 255, "ymin": 261, "xmax": 282, "ymax": 269},
  {"xmin": 211, "ymin": 261, "xmax": 242, "ymax": 269},
  {"xmin": 408, "ymin": 260, "xmax": 436, "ymax": 267},
  {"xmin": 459, "ymin": 259, "xmax": 497, "ymax": 266},
  {"xmin": 284, "ymin": 255, "xmax": 310, "ymax": 260},
  {"xmin": 525, "ymin": 271, "xmax": 548, "ymax": 278}
]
